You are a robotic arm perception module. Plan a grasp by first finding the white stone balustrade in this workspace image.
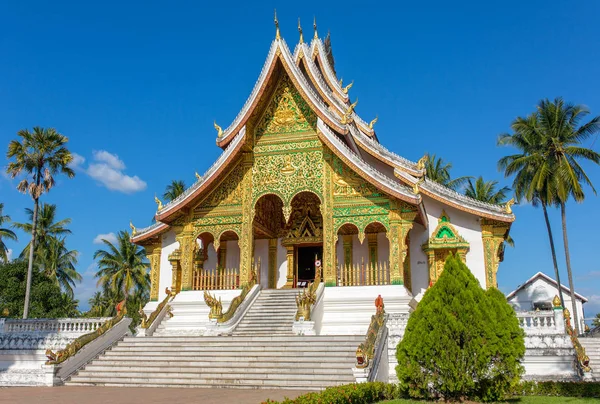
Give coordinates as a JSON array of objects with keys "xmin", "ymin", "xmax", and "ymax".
[
  {"xmin": 1, "ymin": 318, "xmax": 111, "ymax": 335},
  {"xmin": 516, "ymin": 309, "xmax": 565, "ymax": 335}
]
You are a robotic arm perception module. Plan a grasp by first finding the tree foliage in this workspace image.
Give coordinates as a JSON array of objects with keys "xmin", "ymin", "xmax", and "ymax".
[
  {"xmin": 0, "ymin": 203, "xmax": 17, "ymax": 262},
  {"xmin": 163, "ymin": 180, "xmax": 186, "ymax": 202},
  {"xmin": 396, "ymin": 254, "xmax": 524, "ymax": 402},
  {"xmin": 425, "ymin": 154, "xmax": 472, "ymax": 191},
  {"xmin": 465, "ymin": 176, "xmax": 510, "ymax": 204},
  {"xmin": 0, "ymin": 260, "xmax": 79, "ymax": 318}
]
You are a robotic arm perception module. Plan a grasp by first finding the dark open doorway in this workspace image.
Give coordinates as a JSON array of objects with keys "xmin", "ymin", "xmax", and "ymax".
[{"xmin": 296, "ymin": 245, "xmax": 322, "ymax": 287}]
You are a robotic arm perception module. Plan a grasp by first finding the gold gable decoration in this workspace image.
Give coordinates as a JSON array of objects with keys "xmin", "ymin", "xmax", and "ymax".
[
  {"xmin": 422, "ymin": 210, "xmax": 469, "ymax": 286},
  {"xmin": 256, "ymin": 74, "xmax": 317, "ymax": 138}
]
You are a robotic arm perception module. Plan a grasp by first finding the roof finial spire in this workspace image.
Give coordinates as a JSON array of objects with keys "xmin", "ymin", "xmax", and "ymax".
[
  {"xmin": 298, "ymin": 18, "xmax": 303, "ymax": 44},
  {"xmin": 313, "ymin": 16, "xmax": 318, "ymax": 39},
  {"xmin": 274, "ymin": 9, "xmax": 280, "ymax": 40}
]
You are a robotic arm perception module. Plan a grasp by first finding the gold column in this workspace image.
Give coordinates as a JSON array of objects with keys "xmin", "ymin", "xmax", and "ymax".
[
  {"xmin": 145, "ymin": 243, "xmax": 162, "ymax": 301},
  {"xmin": 284, "ymin": 245, "xmax": 295, "ymax": 288},
  {"xmin": 342, "ymin": 235, "xmax": 353, "ymax": 268},
  {"xmin": 322, "ymin": 150, "xmax": 336, "ymax": 286},
  {"xmin": 168, "ymin": 248, "xmax": 182, "ymax": 293},
  {"xmin": 268, "ymin": 238, "xmax": 278, "ymax": 288},
  {"xmin": 175, "ymin": 225, "xmax": 194, "ymax": 291},
  {"xmin": 367, "ymin": 233, "xmax": 378, "ymax": 267},
  {"xmin": 481, "ymin": 219, "xmax": 509, "ymax": 289},
  {"xmin": 403, "ymin": 234, "xmax": 411, "ymax": 291},
  {"xmin": 388, "ymin": 200, "xmax": 417, "ymax": 285},
  {"xmin": 425, "ymin": 250, "xmax": 435, "ymax": 287},
  {"xmin": 239, "ymin": 153, "xmax": 254, "ymax": 287}
]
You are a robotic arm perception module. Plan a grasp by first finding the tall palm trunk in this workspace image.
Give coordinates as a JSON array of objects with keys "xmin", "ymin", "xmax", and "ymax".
[
  {"xmin": 560, "ymin": 202, "xmax": 580, "ymax": 335},
  {"xmin": 541, "ymin": 202, "xmax": 565, "ymax": 307},
  {"xmin": 23, "ymin": 196, "xmax": 39, "ymax": 319}
]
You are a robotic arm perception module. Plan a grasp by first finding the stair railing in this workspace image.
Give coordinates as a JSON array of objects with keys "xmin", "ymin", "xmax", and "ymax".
[
  {"xmin": 564, "ymin": 307, "xmax": 592, "ymax": 377},
  {"xmin": 354, "ymin": 295, "xmax": 388, "ymax": 382},
  {"xmin": 45, "ymin": 300, "xmax": 132, "ymax": 384},
  {"xmin": 137, "ymin": 289, "xmax": 176, "ymax": 337}
]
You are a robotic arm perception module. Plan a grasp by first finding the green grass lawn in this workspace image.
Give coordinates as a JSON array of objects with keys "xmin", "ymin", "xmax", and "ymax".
[{"xmin": 380, "ymin": 397, "xmax": 599, "ymax": 403}]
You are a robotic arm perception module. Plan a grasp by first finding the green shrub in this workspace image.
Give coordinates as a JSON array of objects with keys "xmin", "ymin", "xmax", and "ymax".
[
  {"xmin": 395, "ymin": 253, "xmax": 525, "ymax": 402},
  {"xmin": 262, "ymin": 382, "xmax": 397, "ymax": 404},
  {"xmin": 513, "ymin": 381, "xmax": 600, "ymax": 398}
]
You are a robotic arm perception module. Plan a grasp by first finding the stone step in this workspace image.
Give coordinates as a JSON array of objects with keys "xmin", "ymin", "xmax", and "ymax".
[
  {"xmin": 88, "ymin": 360, "xmax": 353, "ymax": 369},
  {"xmin": 110, "ymin": 345, "xmax": 357, "ymax": 353},
  {"xmin": 65, "ymin": 381, "xmax": 323, "ymax": 391},
  {"xmin": 93, "ymin": 355, "xmax": 353, "ymax": 364},
  {"xmin": 122, "ymin": 336, "xmax": 362, "ymax": 342},
  {"xmin": 77, "ymin": 367, "xmax": 353, "ymax": 377},
  {"xmin": 236, "ymin": 317, "xmax": 295, "ymax": 323},
  {"xmin": 117, "ymin": 340, "xmax": 359, "ymax": 348},
  {"xmin": 66, "ymin": 375, "xmax": 351, "ymax": 386},
  {"xmin": 103, "ymin": 350, "xmax": 355, "ymax": 359}
]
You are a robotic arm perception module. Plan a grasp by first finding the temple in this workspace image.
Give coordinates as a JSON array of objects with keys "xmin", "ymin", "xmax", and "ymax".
[{"xmin": 131, "ymin": 20, "xmax": 514, "ymax": 309}]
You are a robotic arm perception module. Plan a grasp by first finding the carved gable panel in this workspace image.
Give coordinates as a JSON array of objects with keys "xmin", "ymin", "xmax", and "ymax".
[{"xmin": 193, "ymin": 162, "xmax": 244, "ymax": 214}]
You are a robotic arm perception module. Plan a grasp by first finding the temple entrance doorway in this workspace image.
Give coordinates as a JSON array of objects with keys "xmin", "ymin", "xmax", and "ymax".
[{"xmin": 296, "ymin": 245, "xmax": 322, "ymax": 287}]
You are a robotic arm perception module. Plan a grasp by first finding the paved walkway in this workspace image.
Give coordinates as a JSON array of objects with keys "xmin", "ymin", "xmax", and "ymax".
[{"xmin": 0, "ymin": 386, "xmax": 308, "ymax": 404}]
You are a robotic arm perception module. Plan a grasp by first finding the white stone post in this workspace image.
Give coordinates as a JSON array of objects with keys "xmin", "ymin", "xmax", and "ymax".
[{"xmin": 554, "ymin": 306, "xmax": 565, "ymax": 334}]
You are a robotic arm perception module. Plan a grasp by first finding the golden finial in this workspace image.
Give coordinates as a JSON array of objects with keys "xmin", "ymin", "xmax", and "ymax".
[
  {"xmin": 338, "ymin": 77, "xmax": 343, "ymax": 86},
  {"xmin": 342, "ymin": 80, "xmax": 353, "ymax": 94},
  {"xmin": 298, "ymin": 18, "xmax": 303, "ymax": 43},
  {"xmin": 368, "ymin": 116, "xmax": 378, "ymax": 130},
  {"xmin": 417, "ymin": 154, "xmax": 428, "ymax": 171},
  {"xmin": 412, "ymin": 177, "xmax": 424, "ymax": 194},
  {"xmin": 129, "ymin": 221, "xmax": 137, "ymax": 236},
  {"xmin": 154, "ymin": 195, "xmax": 163, "ymax": 210},
  {"xmin": 553, "ymin": 295, "xmax": 562, "ymax": 308},
  {"xmin": 340, "ymin": 98, "xmax": 358, "ymax": 125},
  {"xmin": 195, "ymin": 172, "xmax": 202, "ymax": 181},
  {"xmin": 313, "ymin": 16, "xmax": 318, "ymax": 39},
  {"xmin": 274, "ymin": 9, "xmax": 280, "ymax": 40},
  {"xmin": 504, "ymin": 198, "xmax": 515, "ymax": 214},
  {"xmin": 214, "ymin": 121, "xmax": 223, "ymax": 138}
]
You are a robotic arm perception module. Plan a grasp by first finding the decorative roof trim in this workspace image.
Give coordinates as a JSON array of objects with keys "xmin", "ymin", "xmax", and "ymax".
[
  {"xmin": 217, "ymin": 38, "xmax": 347, "ymax": 147},
  {"xmin": 506, "ymin": 271, "xmax": 588, "ymax": 303},
  {"xmin": 131, "ymin": 222, "xmax": 169, "ymax": 244},
  {"xmin": 310, "ymin": 39, "xmax": 347, "ymax": 101},
  {"xmin": 317, "ymin": 119, "xmax": 420, "ymax": 205},
  {"xmin": 155, "ymin": 127, "xmax": 247, "ymax": 221},
  {"xmin": 349, "ymin": 124, "xmax": 423, "ymax": 177},
  {"xmin": 417, "ymin": 177, "xmax": 515, "ymax": 222},
  {"xmin": 294, "ymin": 43, "xmax": 348, "ymax": 116}
]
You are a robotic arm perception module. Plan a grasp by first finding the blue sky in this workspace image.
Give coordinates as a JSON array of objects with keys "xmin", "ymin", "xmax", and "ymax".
[{"xmin": 1, "ymin": 1, "xmax": 599, "ymax": 315}]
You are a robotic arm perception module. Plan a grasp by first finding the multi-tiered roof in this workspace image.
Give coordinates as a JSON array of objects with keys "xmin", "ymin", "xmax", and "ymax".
[{"xmin": 132, "ymin": 20, "xmax": 514, "ymax": 243}]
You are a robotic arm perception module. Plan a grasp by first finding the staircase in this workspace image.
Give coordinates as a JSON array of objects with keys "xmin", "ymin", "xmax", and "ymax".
[
  {"xmin": 65, "ymin": 335, "xmax": 362, "ymax": 389},
  {"xmin": 232, "ymin": 289, "xmax": 297, "ymax": 336},
  {"xmin": 580, "ymin": 337, "xmax": 600, "ymax": 379}
]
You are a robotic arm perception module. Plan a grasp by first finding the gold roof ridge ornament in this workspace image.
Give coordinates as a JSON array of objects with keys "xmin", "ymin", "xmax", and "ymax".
[
  {"xmin": 340, "ymin": 98, "xmax": 358, "ymax": 125},
  {"xmin": 313, "ymin": 16, "xmax": 318, "ymax": 39},
  {"xmin": 298, "ymin": 18, "xmax": 303, "ymax": 44},
  {"xmin": 368, "ymin": 115, "xmax": 378, "ymax": 130},
  {"xmin": 214, "ymin": 121, "xmax": 223, "ymax": 138},
  {"xmin": 195, "ymin": 172, "xmax": 202, "ymax": 181},
  {"xmin": 342, "ymin": 80, "xmax": 353, "ymax": 94},
  {"xmin": 129, "ymin": 221, "xmax": 137, "ymax": 236},
  {"xmin": 416, "ymin": 154, "xmax": 428, "ymax": 171},
  {"xmin": 154, "ymin": 195, "xmax": 163, "ymax": 210},
  {"xmin": 413, "ymin": 177, "xmax": 424, "ymax": 194},
  {"xmin": 504, "ymin": 198, "xmax": 515, "ymax": 214},
  {"xmin": 274, "ymin": 9, "xmax": 280, "ymax": 40}
]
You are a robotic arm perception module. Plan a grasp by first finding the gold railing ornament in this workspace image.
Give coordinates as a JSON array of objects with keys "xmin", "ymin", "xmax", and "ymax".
[
  {"xmin": 45, "ymin": 300, "xmax": 127, "ymax": 365},
  {"xmin": 139, "ymin": 293, "xmax": 173, "ymax": 329},
  {"xmin": 563, "ymin": 308, "xmax": 591, "ymax": 374},
  {"xmin": 295, "ymin": 281, "xmax": 318, "ymax": 321},
  {"xmin": 355, "ymin": 295, "xmax": 385, "ymax": 369},
  {"xmin": 202, "ymin": 260, "xmax": 259, "ymax": 323}
]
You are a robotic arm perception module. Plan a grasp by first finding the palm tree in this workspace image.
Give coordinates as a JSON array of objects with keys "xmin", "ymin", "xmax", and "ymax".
[
  {"xmin": 0, "ymin": 203, "xmax": 17, "ymax": 262},
  {"xmin": 424, "ymin": 154, "xmax": 472, "ymax": 191},
  {"xmin": 94, "ymin": 230, "xmax": 149, "ymax": 301},
  {"xmin": 465, "ymin": 177, "xmax": 511, "ymax": 204},
  {"xmin": 38, "ymin": 238, "xmax": 81, "ymax": 298},
  {"xmin": 163, "ymin": 180, "xmax": 186, "ymax": 202},
  {"xmin": 13, "ymin": 203, "xmax": 72, "ymax": 258},
  {"xmin": 593, "ymin": 313, "xmax": 600, "ymax": 328},
  {"xmin": 6, "ymin": 127, "xmax": 75, "ymax": 318},
  {"xmin": 88, "ymin": 291, "xmax": 106, "ymax": 317},
  {"xmin": 536, "ymin": 98, "xmax": 600, "ymax": 334},
  {"xmin": 499, "ymin": 112, "xmax": 565, "ymax": 308}
]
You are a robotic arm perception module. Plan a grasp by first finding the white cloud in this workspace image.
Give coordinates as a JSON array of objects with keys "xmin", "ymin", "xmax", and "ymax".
[
  {"xmin": 6, "ymin": 249, "xmax": 13, "ymax": 262},
  {"xmin": 83, "ymin": 150, "xmax": 146, "ymax": 194},
  {"xmin": 93, "ymin": 232, "xmax": 118, "ymax": 246},
  {"xmin": 69, "ymin": 153, "xmax": 86, "ymax": 169},
  {"xmin": 92, "ymin": 150, "xmax": 125, "ymax": 170}
]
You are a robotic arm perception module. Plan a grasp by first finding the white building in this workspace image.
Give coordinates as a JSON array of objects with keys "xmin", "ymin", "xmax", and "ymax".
[{"xmin": 507, "ymin": 271, "xmax": 587, "ymax": 332}]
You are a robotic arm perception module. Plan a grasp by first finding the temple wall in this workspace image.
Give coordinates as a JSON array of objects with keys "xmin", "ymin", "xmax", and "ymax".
[
  {"xmin": 203, "ymin": 241, "xmax": 218, "ymax": 270},
  {"xmin": 276, "ymin": 239, "xmax": 287, "ymax": 288},
  {"xmin": 409, "ymin": 223, "xmax": 429, "ymax": 295},
  {"xmin": 422, "ymin": 196, "xmax": 487, "ymax": 288},
  {"xmin": 377, "ymin": 232, "xmax": 390, "ymax": 264},
  {"xmin": 225, "ymin": 240, "xmax": 240, "ymax": 270},
  {"xmin": 159, "ymin": 229, "xmax": 178, "ymax": 301}
]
